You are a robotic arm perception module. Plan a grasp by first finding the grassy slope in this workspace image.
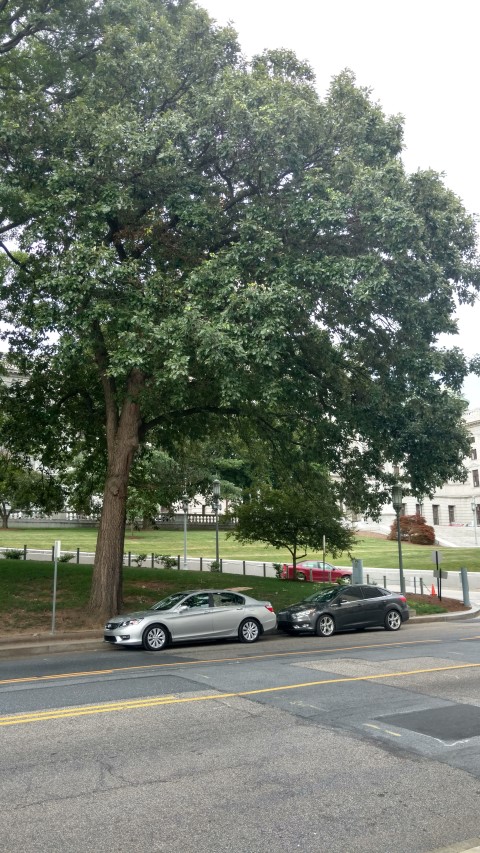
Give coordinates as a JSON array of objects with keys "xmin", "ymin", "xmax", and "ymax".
[
  {"xmin": 1, "ymin": 526, "xmax": 479, "ymax": 571},
  {"xmin": 0, "ymin": 558, "xmax": 455, "ymax": 632}
]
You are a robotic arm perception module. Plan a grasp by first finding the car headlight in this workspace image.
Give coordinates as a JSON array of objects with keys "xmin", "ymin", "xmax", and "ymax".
[
  {"xmin": 293, "ymin": 609, "xmax": 316, "ymax": 620},
  {"xmin": 120, "ymin": 618, "xmax": 145, "ymax": 627}
]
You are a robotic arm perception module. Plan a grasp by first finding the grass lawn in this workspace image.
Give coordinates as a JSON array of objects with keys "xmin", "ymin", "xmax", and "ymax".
[
  {"xmin": 0, "ymin": 558, "xmax": 461, "ymax": 634},
  {"xmin": 1, "ymin": 526, "xmax": 479, "ymax": 572}
]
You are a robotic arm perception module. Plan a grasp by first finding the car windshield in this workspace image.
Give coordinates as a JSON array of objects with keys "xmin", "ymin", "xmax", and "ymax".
[
  {"xmin": 151, "ymin": 593, "xmax": 188, "ymax": 611},
  {"xmin": 303, "ymin": 588, "xmax": 339, "ymax": 604}
]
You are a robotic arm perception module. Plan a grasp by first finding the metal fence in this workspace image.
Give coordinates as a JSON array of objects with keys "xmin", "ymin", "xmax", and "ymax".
[{"xmin": 0, "ymin": 546, "xmax": 478, "ymax": 597}]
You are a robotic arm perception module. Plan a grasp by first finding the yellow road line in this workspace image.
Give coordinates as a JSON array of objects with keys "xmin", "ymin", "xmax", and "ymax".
[
  {"xmin": 2, "ymin": 661, "xmax": 480, "ymax": 728},
  {"xmin": 0, "ymin": 696, "xmax": 176, "ymax": 726},
  {"xmin": 0, "ymin": 638, "xmax": 446, "ymax": 687},
  {"xmin": 363, "ymin": 723, "xmax": 401, "ymax": 737}
]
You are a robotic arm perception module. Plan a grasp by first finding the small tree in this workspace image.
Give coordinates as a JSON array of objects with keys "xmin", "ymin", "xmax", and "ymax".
[
  {"xmin": 229, "ymin": 473, "xmax": 354, "ymax": 567},
  {"xmin": 388, "ymin": 513, "xmax": 435, "ymax": 545}
]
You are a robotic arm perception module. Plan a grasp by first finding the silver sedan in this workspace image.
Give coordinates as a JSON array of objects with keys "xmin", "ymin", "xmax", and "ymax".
[{"xmin": 104, "ymin": 589, "xmax": 277, "ymax": 651}]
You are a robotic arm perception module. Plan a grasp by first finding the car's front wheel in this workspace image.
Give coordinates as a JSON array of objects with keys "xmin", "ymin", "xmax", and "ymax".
[
  {"xmin": 239, "ymin": 618, "xmax": 261, "ymax": 643},
  {"xmin": 384, "ymin": 610, "xmax": 402, "ymax": 631},
  {"xmin": 315, "ymin": 614, "xmax": 335, "ymax": 637},
  {"xmin": 142, "ymin": 624, "xmax": 169, "ymax": 651}
]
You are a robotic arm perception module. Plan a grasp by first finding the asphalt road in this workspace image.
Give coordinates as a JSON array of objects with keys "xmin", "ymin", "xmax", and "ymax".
[{"xmin": 2, "ymin": 622, "xmax": 480, "ymax": 853}]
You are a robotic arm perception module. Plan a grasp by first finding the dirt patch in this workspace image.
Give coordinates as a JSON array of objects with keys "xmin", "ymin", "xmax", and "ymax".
[{"xmin": 355, "ymin": 531, "xmax": 387, "ymax": 539}]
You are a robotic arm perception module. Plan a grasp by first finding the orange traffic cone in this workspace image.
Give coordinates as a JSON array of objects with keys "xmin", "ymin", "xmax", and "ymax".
[{"xmin": 431, "ymin": 584, "xmax": 436, "ymax": 596}]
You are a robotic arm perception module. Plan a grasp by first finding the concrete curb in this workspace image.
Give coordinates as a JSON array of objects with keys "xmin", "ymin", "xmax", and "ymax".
[
  {"xmin": 410, "ymin": 607, "xmax": 480, "ymax": 623},
  {"xmin": 0, "ymin": 638, "xmax": 104, "ymax": 659}
]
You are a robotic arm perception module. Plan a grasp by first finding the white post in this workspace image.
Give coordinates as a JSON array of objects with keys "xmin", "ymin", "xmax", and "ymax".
[
  {"xmin": 51, "ymin": 539, "xmax": 61, "ymax": 634},
  {"xmin": 472, "ymin": 498, "xmax": 478, "ymax": 547}
]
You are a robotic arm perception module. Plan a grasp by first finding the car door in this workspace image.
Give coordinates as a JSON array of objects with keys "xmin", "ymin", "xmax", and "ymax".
[
  {"xmin": 298, "ymin": 562, "xmax": 317, "ymax": 581},
  {"xmin": 308, "ymin": 562, "xmax": 337, "ymax": 582},
  {"xmin": 169, "ymin": 592, "xmax": 213, "ymax": 640},
  {"xmin": 210, "ymin": 591, "xmax": 246, "ymax": 636},
  {"xmin": 330, "ymin": 586, "xmax": 366, "ymax": 629},
  {"xmin": 359, "ymin": 586, "xmax": 389, "ymax": 626}
]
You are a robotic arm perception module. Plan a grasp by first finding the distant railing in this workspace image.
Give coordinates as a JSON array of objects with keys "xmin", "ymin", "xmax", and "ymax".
[
  {"xmin": 6, "ymin": 512, "xmax": 236, "ymax": 530},
  {"xmin": 0, "ymin": 546, "xmax": 478, "ymax": 595}
]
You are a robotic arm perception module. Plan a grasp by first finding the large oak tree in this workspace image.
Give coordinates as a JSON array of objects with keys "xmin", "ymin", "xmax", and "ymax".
[{"xmin": 1, "ymin": 0, "xmax": 479, "ymax": 616}]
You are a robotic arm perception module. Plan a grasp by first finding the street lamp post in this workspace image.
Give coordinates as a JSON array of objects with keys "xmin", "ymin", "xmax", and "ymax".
[
  {"xmin": 212, "ymin": 478, "xmax": 221, "ymax": 566},
  {"xmin": 182, "ymin": 493, "xmax": 189, "ymax": 570},
  {"xmin": 392, "ymin": 484, "xmax": 406, "ymax": 595},
  {"xmin": 472, "ymin": 497, "xmax": 478, "ymax": 547}
]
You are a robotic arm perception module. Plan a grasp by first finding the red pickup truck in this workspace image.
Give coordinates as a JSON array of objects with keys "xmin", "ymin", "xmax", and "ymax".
[{"xmin": 281, "ymin": 561, "xmax": 352, "ymax": 583}]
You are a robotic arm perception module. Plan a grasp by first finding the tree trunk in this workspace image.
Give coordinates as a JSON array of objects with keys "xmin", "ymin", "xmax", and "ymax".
[
  {"xmin": 89, "ymin": 369, "xmax": 144, "ymax": 619},
  {"xmin": 0, "ymin": 504, "xmax": 9, "ymax": 528}
]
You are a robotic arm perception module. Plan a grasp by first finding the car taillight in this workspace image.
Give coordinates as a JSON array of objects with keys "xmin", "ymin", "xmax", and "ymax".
[
  {"xmin": 399, "ymin": 595, "xmax": 407, "ymax": 603},
  {"xmin": 265, "ymin": 604, "xmax": 274, "ymax": 612}
]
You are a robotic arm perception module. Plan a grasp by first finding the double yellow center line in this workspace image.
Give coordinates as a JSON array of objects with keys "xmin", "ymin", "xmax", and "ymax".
[{"xmin": 2, "ymin": 659, "xmax": 480, "ymax": 727}]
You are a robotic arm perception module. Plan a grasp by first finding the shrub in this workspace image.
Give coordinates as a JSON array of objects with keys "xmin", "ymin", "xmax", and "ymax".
[
  {"xmin": 58, "ymin": 552, "xmax": 74, "ymax": 563},
  {"xmin": 3, "ymin": 549, "xmax": 24, "ymax": 560},
  {"xmin": 156, "ymin": 554, "xmax": 177, "ymax": 570},
  {"xmin": 133, "ymin": 553, "xmax": 147, "ymax": 566},
  {"xmin": 273, "ymin": 562, "xmax": 283, "ymax": 579},
  {"xmin": 388, "ymin": 513, "xmax": 434, "ymax": 545},
  {"xmin": 210, "ymin": 560, "xmax": 221, "ymax": 573},
  {"xmin": 409, "ymin": 524, "xmax": 435, "ymax": 545}
]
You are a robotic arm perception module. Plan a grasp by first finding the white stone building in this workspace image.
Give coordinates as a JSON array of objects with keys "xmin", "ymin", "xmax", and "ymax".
[{"xmin": 412, "ymin": 408, "xmax": 479, "ymax": 528}]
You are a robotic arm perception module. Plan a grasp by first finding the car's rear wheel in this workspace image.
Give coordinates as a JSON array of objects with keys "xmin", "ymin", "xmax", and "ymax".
[
  {"xmin": 296, "ymin": 573, "xmax": 306, "ymax": 581},
  {"xmin": 384, "ymin": 610, "xmax": 402, "ymax": 631},
  {"xmin": 142, "ymin": 624, "xmax": 169, "ymax": 651},
  {"xmin": 315, "ymin": 614, "xmax": 335, "ymax": 637},
  {"xmin": 239, "ymin": 618, "xmax": 261, "ymax": 643},
  {"xmin": 341, "ymin": 575, "xmax": 352, "ymax": 584}
]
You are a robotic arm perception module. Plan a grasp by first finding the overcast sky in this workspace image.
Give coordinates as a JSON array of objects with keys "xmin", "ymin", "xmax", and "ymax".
[{"xmin": 201, "ymin": 0, "xmax": 480, "ymax": 409}]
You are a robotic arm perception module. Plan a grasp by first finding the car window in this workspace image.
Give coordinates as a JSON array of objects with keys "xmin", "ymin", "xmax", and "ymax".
[
  {"xmin": 152, "ymin": 593, "xmax": 189, "ymax": 611},
  {"xmin": 304, "ymin": 588, "xmax": 338, "ymax": 603},
  {"xmin": 361, "ymin": 587, "xmax": 386, "ymax": 599},
  {"xmin": 183, "ymin": 593, "xmax": 210, "ymax": 609},
  {"xmin": 338, "ymin": 586, "xmax": 364, "ymax": 601},
  {"xmin": 212, "ymin": 592, "xmax": 244, "ymax": 607}
]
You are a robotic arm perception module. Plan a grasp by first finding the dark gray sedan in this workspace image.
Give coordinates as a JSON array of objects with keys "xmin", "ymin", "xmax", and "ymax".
[{"xmin": 277, "ymin": 584, "xmax": 409, "ymax": 637}]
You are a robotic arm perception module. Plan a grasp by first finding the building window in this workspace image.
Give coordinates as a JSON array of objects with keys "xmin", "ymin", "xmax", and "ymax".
[
  {"xmin": 448, "ymin": 505, "xmax": 455, "ymax": 523},
  {"xmin": 473, "ymin": 470, "xmax": 479, "ymax": 488},
  {"xmin": 415, "ymin": 502, "xmax": 424, "ymax": 517},
  {"xmin": 472, "ymin": 448, "xmax": 478, "ymax": 460},
  {"xmin": 432, "ymin": 505, "xmax": 440, "ymax": 525}
]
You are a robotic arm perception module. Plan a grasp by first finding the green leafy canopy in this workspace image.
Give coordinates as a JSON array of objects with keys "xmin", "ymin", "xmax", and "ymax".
[{"xmin": 1, "ymin": 0, "xmax": 479, "ymax": 613}]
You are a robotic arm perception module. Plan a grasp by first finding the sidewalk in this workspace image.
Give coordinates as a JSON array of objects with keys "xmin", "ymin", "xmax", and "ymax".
[{"xmin": 1, "ymin": 604, "xmax": 479, "ymax": 660}]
